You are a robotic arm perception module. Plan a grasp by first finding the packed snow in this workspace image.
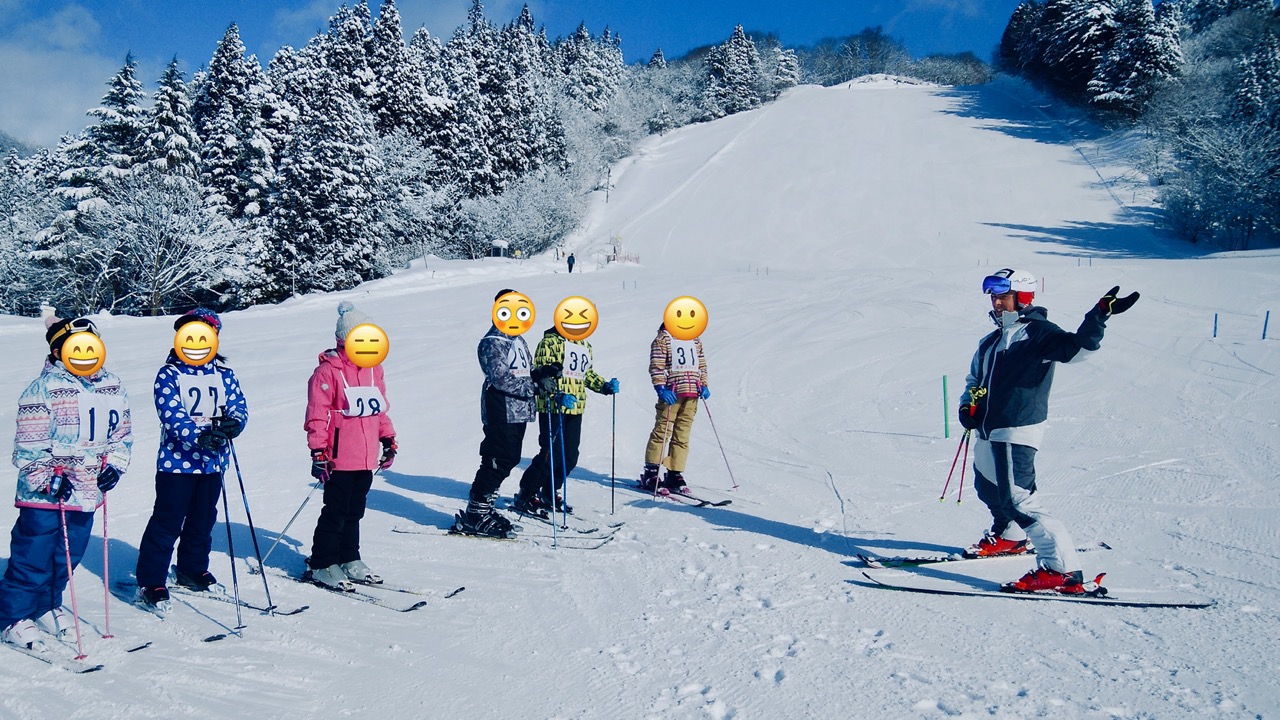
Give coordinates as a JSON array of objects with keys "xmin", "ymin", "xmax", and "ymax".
[{"xmin": 1, "ymin": 78, "xmax": 1278, "ymax": 719}]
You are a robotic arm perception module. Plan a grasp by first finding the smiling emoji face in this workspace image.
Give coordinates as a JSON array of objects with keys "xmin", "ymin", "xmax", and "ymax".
[
  {"xmin": 344, "ymin": 323, "xmax": 390, "ymax": 368},
  {"xmin": 554, "ymin": 296, "xmax": 598, "ymax": 341},
  {"xmin": 174, "ymin": 321, "xmax": 218, "ymax": 366},
  {"xmin": 62, "ymin": 332, "xmax": 106, "ymax": 377},
  {"xmin": 492, "ymin": 292, "xmax": 535, "ymax": 337},
  {"xmin": 663, "ymin": 296, "xmax": 708, "ymax": 341}
]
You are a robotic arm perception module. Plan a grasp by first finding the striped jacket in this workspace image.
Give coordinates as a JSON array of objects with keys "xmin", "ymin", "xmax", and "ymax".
[
  {"xmin": 531, "ymin": 328, "xmax": 607, "ymax": 415},
  {"xmin": 649, "ymin": 326, "xmax": 708, "ymax": 398},
  {"xmin": 12, "ymin": 359, "xmax": 133, "ymax": 512}
]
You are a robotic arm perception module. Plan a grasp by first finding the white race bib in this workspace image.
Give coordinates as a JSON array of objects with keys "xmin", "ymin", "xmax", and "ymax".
[
  {"xmin": 78, "ymin": 394, "xmax": 123, "ymax": 450},
  {"xmin": 509, "ymin": 343, "xmax": 532, "ymax": 378},
  {"xmin": 177, "ymin": 372, "xmax": 225, "ymax": 422},
  {"xmin": 342, "ymin": 386, "xmax": 387, "ymax": 418},
  {"xmin": 671, "ymin": 339, "xmax": 699, "ymax": 371},
  {"xmin": 563, "ymin": 342, "xmax": 591, "ymax": 381}
]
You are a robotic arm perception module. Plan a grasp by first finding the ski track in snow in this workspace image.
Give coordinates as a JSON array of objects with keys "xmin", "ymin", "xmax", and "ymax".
[{"xmin": 2, "ymin": 79, "xmax": 1280, "ymax": 718}]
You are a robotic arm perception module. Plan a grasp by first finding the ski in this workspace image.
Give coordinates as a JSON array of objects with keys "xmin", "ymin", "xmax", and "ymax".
[
  {"xmin": 393, "ymin": 524, "xmax": 616, "ymax": 548},
  {"xmin": 859, "ymin": 541, "xmax": 1112, "ymax": 569},
  {"xmin": 115, "ymin": 581, "xmax": 308, "ymax": 617},
  {"xmin": 349, "ymin": 579, "xmax": 466, "ymax": 599},
  {"xmin": 858, "ymin": 569, "xmax": 1215, "ymax": 608},
  {"xmin": 291, "ymin": 571, "xmax": 428, "ymax": 612},
  {"xmin": 500, "ymin": 503, "xmax": 626, "ymax": 535},
  {"xmin": 3, "ymin": 642, "xmax": 104, "ymax": 673},
  {"xmin": 626, "ymin": 481, "xmax": 732, "ymax": 507}
]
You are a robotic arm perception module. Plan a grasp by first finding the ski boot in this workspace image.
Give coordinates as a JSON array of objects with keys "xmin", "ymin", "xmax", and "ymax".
[
  {"xmin": 963, "ymin": 530, "xmax": 1030, "ymax": 558},
  {"xmin": 638, "ymin": 463, "xmax": 662, "ymax": 493},
  {"xmin": 2, "ymin": 619, "xmax": 45, "ymax": 651},
  {"xmin": 134, "ymin": 586, "xmax": 172, "ymax": 616},
  {"xmin": 511, "ymin": 492, "xmax": 549, "ymax": 518},
  {"xmin": 307, "ymin": 563, "xmax": 354, "ymax": 591},
  {"xmin": 173, "ymin": 568, "xmax": 218, "ymax": 591},
  {"xmin": 451, "ymin": 503, "xmax": 517, "ymax": 539},
  {"xmin": 36, "ymin": 608, "xmax": 69, "ymax": 638},
  {"xmin": 1002, "ymin": 568, "xmax": 1092, "ymax": 594},
  {"xmin": 539, "ymin": 490, "xmax": 573, "ymax": 515},
  {"xmin": 661, "ymin": 470, "xmax": 688, "ymax": 495},
  {"xmin": 340, "ymin": 560, "xmax": 382, "ymax": 585}
]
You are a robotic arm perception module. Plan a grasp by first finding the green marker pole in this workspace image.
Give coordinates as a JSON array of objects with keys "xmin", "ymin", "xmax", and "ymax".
[{"xmin": 943, "ymin": 375, "xmax": 950, "ymax": 439}]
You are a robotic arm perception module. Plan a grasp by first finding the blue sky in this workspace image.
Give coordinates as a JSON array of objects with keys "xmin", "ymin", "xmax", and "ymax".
[{"xmin": 0, "ymin": 0, "xmax": 1023, "ymax": 147}]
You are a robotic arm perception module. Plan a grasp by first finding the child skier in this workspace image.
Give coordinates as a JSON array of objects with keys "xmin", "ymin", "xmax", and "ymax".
[
  {"xmin": 134, "ymin": 308, "xmax": 248, "ymax": 611},
  {"xmin": 1, "ymin": 314, "xmax": 132, "ymax": 650},
  {"xmin": 640, "ymin": 322, "xmax": 710, "ymax": 494},
  {"xmin": 959, "ymin": 268, "xmax": 1138, "ymax": 593},
  {"xmin": 304, "ymin": 302, "xmax": 397, "ymax": 589}
]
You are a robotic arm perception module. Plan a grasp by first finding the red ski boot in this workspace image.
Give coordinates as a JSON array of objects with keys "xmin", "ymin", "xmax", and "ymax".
[{"xmin": 964, "ymin": 530, "xmax": 1031, "ymax": 558}]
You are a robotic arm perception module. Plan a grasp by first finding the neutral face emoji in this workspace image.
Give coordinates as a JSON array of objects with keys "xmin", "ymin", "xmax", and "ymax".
[
  {"xmin": 663, "ymin": 296, "xmax": 708, "ymax": 341},
  {"xmin": 554, "ymin": 296, "xmax": 598, "ymax": 341},
  {"xmin": 174, "ymin": 321, "xmax": 218, "ymax": 366},
  {"xmin": 492, "ymin": 292, "xmax": 535, "ymax": 337},
  {"xmin": 345, "ymin": 323, "xmax": 390, "ymax": 368},
  {"xmin": 62, "ymin": 332, "xmax": 106, "ymax": 377}
]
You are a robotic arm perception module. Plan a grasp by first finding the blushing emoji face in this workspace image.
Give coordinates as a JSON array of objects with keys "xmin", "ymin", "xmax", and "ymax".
[
  {"xmin": 62, "ymin": 332, "xmax": 106, "ymax": 377},
  {"xmin": 492, "ymin": 292, "xmax": 535, "ymax": 336},
  {"xmin": 663, "ymin": 296, "xmax": 708, "ymax": 341},
  {"xmin": 345, "ymin": 323, "xmax": 390, "ymax": 368},
  {"xmin": 554, "ymin": 296, "xmax": 598, "ymax": 341},
  {"xmin": 174, "ymin": 321, "xmax": 219, "ymax": 366}
]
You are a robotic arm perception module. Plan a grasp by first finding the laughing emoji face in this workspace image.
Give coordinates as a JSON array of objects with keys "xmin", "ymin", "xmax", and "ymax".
[
  {"xmin": 492, "ymin": 292, "xmax": 535, "ymax": 337},
  {"xmin": 344, "ymin": 323, "xmax": 390, "ymax": 368},
  {"xmin": 62, "ymin": 332, "xmax": 106, "ymax": 377},
  {"xmin": 174, "ymin": 321, "xmax": 219, "ymax": 366},
  {"xmin": 554, "ymin": 296, "xmax": 598, "ymax": 341},
  {"xmin": 663, "ymin": 296, "xmax": 708, "ymax": 341}
]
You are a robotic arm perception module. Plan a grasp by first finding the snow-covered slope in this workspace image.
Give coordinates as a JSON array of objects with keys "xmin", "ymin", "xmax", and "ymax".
[{"xmin": 1, "ymin": 80, "xmax": 1278, "ymax": 719}]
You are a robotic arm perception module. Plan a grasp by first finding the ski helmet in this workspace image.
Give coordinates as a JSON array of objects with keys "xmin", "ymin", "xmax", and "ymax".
[{"xmin": 982, "ymin": 268, "xmax": 1036, "ymax": 307}]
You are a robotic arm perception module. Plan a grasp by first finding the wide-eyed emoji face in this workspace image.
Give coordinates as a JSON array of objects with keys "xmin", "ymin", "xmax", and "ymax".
[
  {"xmin": 345, "ymin": 323, "xmax": 390, "ymax": 368},
  {"xmin": 492, "ymin": 292, "xmax": 535, "ymax": 336},
  {"xmin": 554, "ymin": 296, "xmax": 598, "ymax": 341},
  {"xmin": 62, "ymin": 332, "xmax": 106, "ymax": 377},
  {"xmin": 174, "ymin": 321, "xmax": 219, "ymax": 366},
  {"xmin": 663, "ymin": 296, "xmax": 708, "ymax": 341}
]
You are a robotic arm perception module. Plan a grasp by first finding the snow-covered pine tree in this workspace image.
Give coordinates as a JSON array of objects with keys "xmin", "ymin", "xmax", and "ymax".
[
  {"xmin": 84, "ymin": 54, "xmax": 148, "ymax": 180},
  {"xmin": 138, "ymin": 59, "xmax": 202, "ymax": 179},
  {"xmin": 557, "ymin": 23, "xmax": 622, "ymax": 114},
  {"xmin": 649, "ymin": 48, "xmax": 667, "ymax": 70},
  {"xmin": 369, "ymin": 0, "xmax": 427, "ymax": 135},
  {"xmin": 325, "ymin": 2, "xmax": 375, "ymax": 104},
  {"xmin": 1088, "ymin": 0, "xmax": 1183, "ymax": 115},
  {"xmin": 702, "ymin": 25, "xmax": 766, "ymax": 118},
  {"xmin": 441, "ymin": 3, "xmax": 499, "ymax": 196}
]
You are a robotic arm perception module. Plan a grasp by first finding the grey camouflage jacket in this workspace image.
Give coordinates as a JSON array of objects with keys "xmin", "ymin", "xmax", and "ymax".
[{"xmin": 478, "ymin": 325, "xmax": 536, "ymax": 424}]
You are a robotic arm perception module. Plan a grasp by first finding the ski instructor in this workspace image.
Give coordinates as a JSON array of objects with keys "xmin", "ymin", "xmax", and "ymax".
[{"xmin": 958, "ymin": 268, "xmax": 1138, "ymax": 594}]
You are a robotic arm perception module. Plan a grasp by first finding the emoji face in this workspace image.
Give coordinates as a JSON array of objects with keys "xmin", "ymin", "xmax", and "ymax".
[
  {"xmin": 174, "ymin": 322, "xmax": 219, "ymax": 366},
  {"xmin": 554, "ymin": 296, "xmax": 598, "ymax": 341},
  {"xmin": 345, "ymin": 323, "xmax": 390, "ymax": 368},
  {"xmin": 492, "ymin": 292, "xmax": 535, "ymax": 336},
  {"xmin": 62, "ymin": 332, "xmax": 105, "ymax": 377},
  {"xmin": 663, "ymin": 296, "xmax": 708, "ymax": 341}
]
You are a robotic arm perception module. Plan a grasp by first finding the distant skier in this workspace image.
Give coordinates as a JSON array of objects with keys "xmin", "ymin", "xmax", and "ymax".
[
  {"xmin": 134, "ymin": 309, "xmax": 247, "ymax": 612},
  {"xmin": 304, "ymin": 302, "xmax": 397, "ymax": 589},
  {"xmin": 958, "ymin": 268, "xmax": 1138, "ymax": 594},
  {"xmin": 567, "ymin": 253, "xmax": 575, "ymax": 273},
  {"xmin": 1, "ymin": 314, "xmax": 132, "ymax": 650},
  {"xmin": 452, "ymin": 290, "xmax": 561, "ymax": 538},
  {"xmin": 639, "ymin": 318, "xmax": 710, "ymax": 495}
]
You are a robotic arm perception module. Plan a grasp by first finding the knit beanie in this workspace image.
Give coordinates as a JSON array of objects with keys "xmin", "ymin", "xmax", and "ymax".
[
  {"xmin": 174, "ymin": 307, "xmax": 222, "ymax": 333},
  {"xmin": 336, "ymin": 301, "xmax": 374, "ymax": 341}
]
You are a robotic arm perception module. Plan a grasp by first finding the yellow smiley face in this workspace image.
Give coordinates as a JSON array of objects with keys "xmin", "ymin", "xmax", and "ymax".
[
  {"xmin": 62, "ymin": 332, "xmax": 106, "ymax": 377},
  {"xmin": 345, "ymin": 323, "xmax": 390, "ymax": 368},
  {"xmin": 663, "ymin": 296, "xmax": 708, "ymax": 341},
  {"xmin": 492, "ymin": 292, "xmax": 535, "ymax": 337},
  {"xmin": 554, "ymin": 296, "xmax": 598, "ymax": 341},
  {"xmin": 174, "ymin": 321, "xmax": 219, "ymax": 366}
]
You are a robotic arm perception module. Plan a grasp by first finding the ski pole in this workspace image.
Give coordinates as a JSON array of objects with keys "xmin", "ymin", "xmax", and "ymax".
[
  {"xmin": 956, "ymin": 434, "xmax": 970, "ymax": 504},
  {"xmin": 256, "ymin": 480, "xmax": 321, "ymax": 571},
  {"xmin": 101, "ymin": 494, "xmax": 113, "ymax": 639},
  {"xmin": 57, "ymin": 499, "xmax": 87, "ymax": 660},
  {"xmin": 656, "ymin": 403, "xmax": 673, "ymax": 499},
  {"xmin": 701, "ymin": 400, "xmax": 738, "ymax": 490},
  {"xmin": 546, "ymin": 411, "xmax": 558, "ymax": 547},
  {"xmin": 218, "ymin": 476, "xmax": 244, "ymax": 632},
  {"xmin": 610, "ymin": 395, "xmax": 616, "ymax": 515},
  {"xmin": 228, "ymin": 440, "xmax": 275, "ymax": 613},
  {"xmin": 557, "ymin": 410, "xmax": 568, "ymax": 528},
  {"xmin": 940, "ymin": 430, "xmax": 970, "ymax": 502}
]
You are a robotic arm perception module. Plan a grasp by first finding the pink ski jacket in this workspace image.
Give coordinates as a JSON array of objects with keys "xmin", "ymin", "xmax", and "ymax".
[{"xmin": 304, "ymin": 349, "xmax": 395, "ymax": 472}]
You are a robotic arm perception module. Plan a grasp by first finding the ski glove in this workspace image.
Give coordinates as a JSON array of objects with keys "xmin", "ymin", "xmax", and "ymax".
[
  {"xmin": 310, "ymin": 449, "xmax": 332, "ymax": 482},
  {"xmin": 554, "ymin": 392, "xmax": 577, "ymax": 410},
  {"xmin": 378, "ymin": 437, "xmax": 397, "ymax": 471},
  {"xmin": 699, "ymin": 385, "xmax": 711, "ymax": 400},
  {"xmin": 530, "ymin": 363, "xmax": 563, "ymax": 394},
  {"xmin": 655, "ymin": 385, "xmax": 677, "ymax": 405},
  {"xmin": 47, "ymin": 468, "xmax": 73, "ymax": 502},
  {"xmin": 209, "ymin": 415, "xmax": 244, "ymax": 440},
  {"xmin": 97, "ymin": 465, "xmax": 121, "ymax": 493},
  {"xmin": 958, "ymin": 387, "xmax": 985, "ymax": 431},
  {"xmin": 1096, "ymin": 286, "xmax": 1139, "ymax": 316},
  {"xmin": 196, "ymin": 428, "xmax": 227, "ymax": 451},
  {"xmin": 607, "ymin": 378, "xmax": 620, "ymax": 394}
]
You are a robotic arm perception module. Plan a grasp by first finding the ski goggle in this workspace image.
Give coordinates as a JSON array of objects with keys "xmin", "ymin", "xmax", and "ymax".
[
  {"xmin": 982, "ymin": 275, "xmax": 1012, "ymax": 295},
  {"xmin": 47, "ymin": 318, "xmax": 100, "ymax": 348}
]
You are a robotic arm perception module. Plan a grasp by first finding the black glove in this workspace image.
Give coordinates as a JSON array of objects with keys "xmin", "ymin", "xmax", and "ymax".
[
  {"xmin": 1097, "ymin": 286, "xmax": 1139, "ymax": 316},
  {"xmin": 311, "ymin": 449, "xmax": 332, "ymax": 482},
  {"xmin": 48, "ymin": 469, "xmax": 74, "ymax": 502},
  {"xmin": 530, "ymin": 363, "xmax": 562, "ymax": 394},
  {"xmin": 379, "ymin": 437, "xmax": 398, "ymax": 470},
  {"xmin": 210, "ymin": 415, "xmax": 244, "ymax": 439},
  {"xmin": 197, "ymin": 428, "xmax": 227, "ymax": 451},
  {"xmin": 97, "ymin": 466, "xmax": 120, "ymax": 493},
  {"xmin": 958, "ymin": 405, "xmax": 980, "ymax": 431}
]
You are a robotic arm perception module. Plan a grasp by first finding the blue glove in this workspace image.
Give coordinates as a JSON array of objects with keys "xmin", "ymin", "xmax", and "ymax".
[
  {"xmin": 48, "ymin": 469, "xmax": 73, "ymax": 502},
  {"xmin": 607, "ymin": 378, "xmax": 620, "ymax": 394},
  {"xmin": 555, "ymin": 392, "xmax": 577, "ymax": 410},
  {"xmin": 97, "ymin": 466, "xmax": 120, "ymax": 493},
  {"xmin": 699, "ymin": 385, "xmax": 710, "ymax": 400},
  {"xmin": 655, "ymin": 385, "xmax": 677, "ymax": 405}
]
